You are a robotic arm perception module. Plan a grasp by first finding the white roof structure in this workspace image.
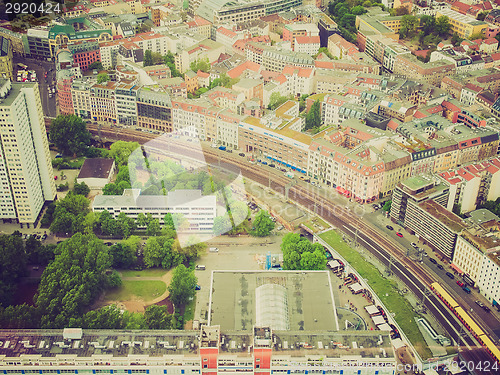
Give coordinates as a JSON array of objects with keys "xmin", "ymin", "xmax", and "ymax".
[
  {"xmin": 364, "ymin": 305, "xmax": 379, "ymax": 315},
  {"xmin": 327, "ymin": 260, "xmax": 340, "ymax": 269},
  {"xmin": 372, "ymin": 315, "xmax": 386, "ymax": 326},
  {"xmin": 377, "ymin": 323, "xmax": 391, "ymax": 331},
  {"xmin": 255, "ymin": 284, "xmax": 290, "ymax": 331},
  {"xmin": 349, "ymin": 282, "xmax": 363, "ymax": 293}
]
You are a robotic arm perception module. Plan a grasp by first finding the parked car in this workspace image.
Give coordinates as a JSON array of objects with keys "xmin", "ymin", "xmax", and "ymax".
[
  {"xmin": 429, "ymin": 258, "xmax": 437, "ymax": 264},
  {"xmin": 396, "ymin": 232, "xmax": 403, "ymax": 238},
  {"xmin": 226, "ymin": 149, "xmax": 232, "ymax": 153},
  {"xmin": 195, "ymin": 285, "xmax": 201, "ymax": 290},
  {"xmin": 195, "ymin": 265, "xmax": 206, "ymax": 270},
  {"xmin": 411, "ymin": 242, "xmax": 418, "ymax": 248},
  {"xmin": 483, "ymin": 306, "xmax": 490, "ymax": 312},
  {"xmin": 209, "ymin": 247, "xmax": 219, "ymax": 253},
  {"xmin": 456, "ymin": 280, "xmax": 465, "ymax": 287},
  {"xmin": 386, "ymin": 225, "xmax": 393, "ymax": 231},
  {"xmin": 446, "ymin": 272, "xmax": 455, "ymax": 279},
  {"xmin": 218, "ymin": 146, "xmax": 226, "ymax": 151},
  {"xmin": 269, "ymin": 163, "xmax": 275, "ymax": 168},
  {"xmin": 437, "ymin": 264, "xmax": 444, "ymax": 270},
  {"xmin": 238, "ymin": 153, "xmax": 245, "ymax": 157},
  {"xmin": 463, "ymin": 286, "xmax": 471, "ymax": 294},
  {"xmin": 475, "ymin": 300, "xmax": 484, "ymax": 308},
  {"xmin": 261, "ymin": 161, "xmax": 267, "ymax": 165}
]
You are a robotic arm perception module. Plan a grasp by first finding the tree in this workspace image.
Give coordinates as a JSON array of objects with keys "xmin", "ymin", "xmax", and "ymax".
[
  {"xmin": 79, "ymin": 305, "xmax": 123, "ymax": 329},
  {"xmin": 400, "ymin": 15, "xmax": 419, "ymax": 38},
  {"xmin": 268, "ymin": 92, "xmax": 290, "ymax": 110},
  {"xmin": 109, "ymin": 141, "xmax": 141, "ymax": 166},
  {"xmin": 49, "ymin": 115, "xmax": 91, "ymax": 156},
  {"xmin": 351, "ymin": 5, "xmax": 366, "ymax": 15},
  {"xmin": 109, "ymin": 242, "xmax": 137, "ymax": 268},
  {"xmin": 0, "ymin": 234, "xmax": 28, "ymax": 306},
  {"xmin": 168, "ymin": 264, "xmax": 197, "ymax": 308},
  {"xmin": 435, "ymin": 16, "xmax": 451, "ymax": 37},
  {"xmin": 74, "ymin": 181, "xmax": 90, "ymax": 197},
  {"xmin": 419, "ymin": 15, "xmax": 436, "ymax": 35},
  {"xmin": 97, "ymin": 73, "xmax": 110, "ymax": 84},
  {"xmin": 305, "ymin": 100, "xmax": 321, "ymax": 130},
  {"xmin": 281, "ymin": 233, "xmax": 326, "ymax": 270},
  {"xmin": 35, "ymin": 233, "xmax": 112, "ymax": 328},
  {"xmin": 88, "ymin": 61, "xmax": 104, "ymax": 71},
  {"xmin": 164, "ymin": 51, "xmax": 182, "ymax": 78},
  {"xmin": 451, "ymin": 33, "xmax": 464, "ymax": 47},
  {"xmin": 190, "ymin": 58, "xmax": 210, "ymax": 73},
  {"xmin": 50, "ymin": 192, "xmax": 91, "ymax": 234},
  {"xmin": 252, "ymin": 210, "xmax": 275, "ymax": 237},
  {"xmin": 382, "ymin": 200, "xmax": 392, "ymax": 212},
  {"xmin": 145, "ymin": 305, "xmax": 172, "ymax": 329},
  {"xmin": 144, "ymin": 50, "xmax": 154, "ymax": 67},
  {"xmin": 105, "ymin": 270, "xmax": 122, "ymax": 288},
  {"xmin": 117, "ymin": 212, "xmax": 137, "ymax": 238}
]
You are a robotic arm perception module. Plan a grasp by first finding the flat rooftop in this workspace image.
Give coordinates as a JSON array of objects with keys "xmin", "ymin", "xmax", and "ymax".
[
  {"xmin": 419, "ymin": 200, "xmax": 468, "ymax": 233},
  {"xmin": 0, "ymin": 330, "xmax": 199, "ymax": 358},
  {"xmin": 209, "ymin": 271, "xmax": 338, "ymax": 332}
]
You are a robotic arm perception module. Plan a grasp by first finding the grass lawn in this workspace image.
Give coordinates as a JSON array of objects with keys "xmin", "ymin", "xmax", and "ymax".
[
  {"xmin": 319, "ymin": 230, "xmax": 433, "ymax": 360},
  {"xmin": 105, "ymin": 280, "xmax": 166, "ymax": 302},
  {"xmin": 120, "ymin": 268, "xmax": 168, "ymax": 278},
  {"xmin": 183, "ymin": 295, "xmax": 197, "ymax": 322}
]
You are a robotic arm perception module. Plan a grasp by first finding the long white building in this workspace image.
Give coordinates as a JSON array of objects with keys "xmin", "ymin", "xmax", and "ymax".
[{"xmin": 0, "ymin": 79, "xmax": 56, "ymax": 227}]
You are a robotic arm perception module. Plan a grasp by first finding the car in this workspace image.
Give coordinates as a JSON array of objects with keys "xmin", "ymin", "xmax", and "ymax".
[
  {"xmin": 238, "ymin": 153, "xmax": 245, "ymax": 157},
  {"xmin": 54, "ymin": 176, "xmax": 58, "ymax": 180},
  {"xmin": 456, "ymin": 280, "xmax": 465, "ymax": 287},
  {"xmin": 411, "ymin": 242, "xmax": 418, "ymax": 248},
  {"xmin": 211, "ymin": 143, "xmax": 218, "ymax": 148},
  {"xmin": 483, "ymin": 306, "xmax": 490, "ymax": 312},
  {"xmin": 104, "ymin": 242, "xmax": 113, "ymax": 246},
  {"xmin": 422, "ymin": 252, "xmax": 428, "ymax": 257},
  {"xmin": 463, "ymin": 286, "xmax": 471, "ymax": 294},
  {"xmin": 446, "ymin": 272, "xmax": 455, "ymax": 279},
  {"xmin": 226, "ymin": 149, "xmax": 232, "ymax": 153},
  {"xmin": 386, "ymin": 225, "xmax": 394, "ymax": 231},
  {"xmin": 429, "ymin": 258, "xmax": 437, "ymax": 264},
  {"xmin": 195, "ymin": 285, "xmax": 201, "ymax": 290},
  {"xmin": 437, "ymin": 264, "xmax": 444, "ymax": 270},
  {"xmin": 475, "ymin": 300, "xmax": 484, "ymax": 308},
  {"xmin": 195, "ymin": 265, "xmax": 206, "ymax": 270},
  {"xmin": 269, "ymin": 163, "xmax": 275, "ymax": 168},
  {"xmin": 209, "ymin": 247, "xmax": 219, "ymax": 253},
  {"xmin": 396, "ymin": 232, "xmax": 403, "ymax": 238},
  {"xmin": 261, "ymin": 161, "xmax": 267, "ymax": 165}
]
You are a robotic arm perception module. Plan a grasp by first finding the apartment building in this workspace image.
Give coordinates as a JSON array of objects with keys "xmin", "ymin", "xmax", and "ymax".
[
  {"xmin": 0, "ymin": 27, "xmax": 24, "ymax": 56},
  {"xmin": 282, "ymin": 23, "xmax": 319, "ymax": 51},
  {"xmin": 72, "ymin": 80, "xmax": 93, "ymax": 120},
  {"xmin": 377, "ymin": 99, "xmax": 416, "ymax": 122},
  {"xmin": 196, "ymin": 0, "xmax": 266, "ymax": 24},
  {"xmin": 115, "ymin": 83, "xmax": 140, "ymax": 126},
  {"xmin": 294, "ymin": 35, "xmax": 320, "ymax": 55},
  {"xmin": 391, "ymin": 175, "xmax": 467, "ymax": 260},
  {"xmin": 68, "ymin": 41, "xmax": 101, "ymax": 71},
  {"xmin": 136, "ymin": 88, "xmax": 173, "ymax": 133},
  {"xmin": 0, "ymin": 80, "xmax": 56, "ymax": 227},
  {"xmin": 90, "ymin": 81, "xmax": 118, "ymax": 123},
  {"xmin": 175, "ymin": 39, "xmax": 225, "ymax": 73},
  {"xmin": 239, "ymin": 101, "xmax": 310, "ymax": 172},
  {"xmin": 26, "ymin": 29, "xmax": 52, "ymax": 61},
  {"xmin": 452, "ymin": 210, "xmax": 500, "ymax": 287},
  {"xmin": 477, "ymin": 248, "xmax": 500, "ymax": 306},
  {"xmin": 216, "ymin": 110, "xmax": 244, "ymax": 149},
  {"xmin": 233, "ymin": 78, "xmax": 263, "ymax": 106},
  {"xmin": 393, "ymin": 54, "xmax": 456, "ymax": 87},
  {"xmin": 204, "ymin": 87, "xmax": 245, "ymax": 112},
  {"xmin": 439, "ymin": 157, "xmax": 500, "ymax": 214},
  {"xmin": 436, "ymin": 9, "xmax": 488, "ymax": 39},
  {"xmin": 262, "ymin": 47, "xmax": 314, "ymax": 72},
  {"xmin": 0, "ymin": 36, "xmax": 13, "ymax": 80}
]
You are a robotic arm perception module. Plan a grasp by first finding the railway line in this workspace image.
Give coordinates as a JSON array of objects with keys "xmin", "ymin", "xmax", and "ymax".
[{"xmin": 84, "ymin": 124, "xmax": 483, "ymax": 350}]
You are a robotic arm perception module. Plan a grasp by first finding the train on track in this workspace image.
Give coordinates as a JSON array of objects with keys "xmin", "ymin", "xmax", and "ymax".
[{"xmin": 431, "ymin": 282, "xmax": 500, "ymax": 365}]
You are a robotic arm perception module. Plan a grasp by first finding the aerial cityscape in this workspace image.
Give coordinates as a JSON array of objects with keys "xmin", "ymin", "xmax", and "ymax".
[{"xmin": 0, "ymin": 0, "xmax": 499, "ymax": 373}]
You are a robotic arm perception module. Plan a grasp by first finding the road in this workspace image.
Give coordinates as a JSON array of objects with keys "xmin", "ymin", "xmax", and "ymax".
[
  {"xmin": 13, "ymin": 56, "xmax": 57, "ymax": 117},
  {"xmin": 47, "ymin": 124, "xmax": 499, "ymax": 362},
  {"xmin": 366, "ymin": 210, "xmax": 500, "ymax": 339}
]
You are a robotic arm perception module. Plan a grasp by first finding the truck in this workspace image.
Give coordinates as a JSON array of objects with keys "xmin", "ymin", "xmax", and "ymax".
[
  {"xmin": 218, "ymin": 146, "xmax": 226, "ymax": 151},
  {"xmin": 284, "ymin": 172, "xmax": 294, "ymax": 178}
]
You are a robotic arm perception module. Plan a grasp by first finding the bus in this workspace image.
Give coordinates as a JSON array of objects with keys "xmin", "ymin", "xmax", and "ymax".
[{"xmin": 17, "ymin": 63, "xmax": 28, "ymax": 70}]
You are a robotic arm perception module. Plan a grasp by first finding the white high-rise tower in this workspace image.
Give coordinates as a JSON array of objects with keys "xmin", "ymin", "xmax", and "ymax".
[{"xmin": 0, "ymin": 79, "xmax": 56, "ymax": 228}]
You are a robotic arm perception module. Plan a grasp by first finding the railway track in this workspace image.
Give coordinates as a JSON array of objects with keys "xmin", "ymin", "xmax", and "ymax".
[{"xmin": 86, "ymin": 125, "xmax": 480, "ymax": 348}]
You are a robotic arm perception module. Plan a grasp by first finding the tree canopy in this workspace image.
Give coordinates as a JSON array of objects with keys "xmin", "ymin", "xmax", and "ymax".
[
  {"xmin": 190, "ymin": 58, "xmax": 210, "ymax": 73},
  {"xmin": 50, "ymin": 192, "xmax": 91, "ymax": 234},
  {"xmin": 35, "ymin": 233, "xmax": 113, "ymax": 328},
  {"xmin": 97, "ymin": 73, "xmax": 110, "ymax": 84},
  {"xmin": 167, "ymin": 264, "xmax": 197, "ymax": 308},
  {"xmin": 0, "ymin": 234, "xmax": 27, "ymax": 306},
  {"xmin": 88, "ymin": 61, "xmax": 104, "ymax": 71},
  {"xmin": 281, "ymin": 233, "xmax": 327, "ymax": 270},
  {"xmin": 49, "ymin": 115, "xmax": 91, "ymax": 156},
  {"xmin": 305, "ymin": 100, "xmax": 321, "ymax": 131},
  {"xmin": 252, "ymin": 210, "xmax": 275, "ymax": 237}
]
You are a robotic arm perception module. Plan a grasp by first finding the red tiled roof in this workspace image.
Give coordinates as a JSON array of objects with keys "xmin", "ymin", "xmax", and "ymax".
[
  {"xmin": 295, "ymin": 35, "xmax": 320, "ymax": 44},
  {"xmin": 197, "ymin": 70, "xmax": 210, "ymax": 78},
  {"xmin": 483, "ymin": 38, "xmax": 498, "ymax": 45}
]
